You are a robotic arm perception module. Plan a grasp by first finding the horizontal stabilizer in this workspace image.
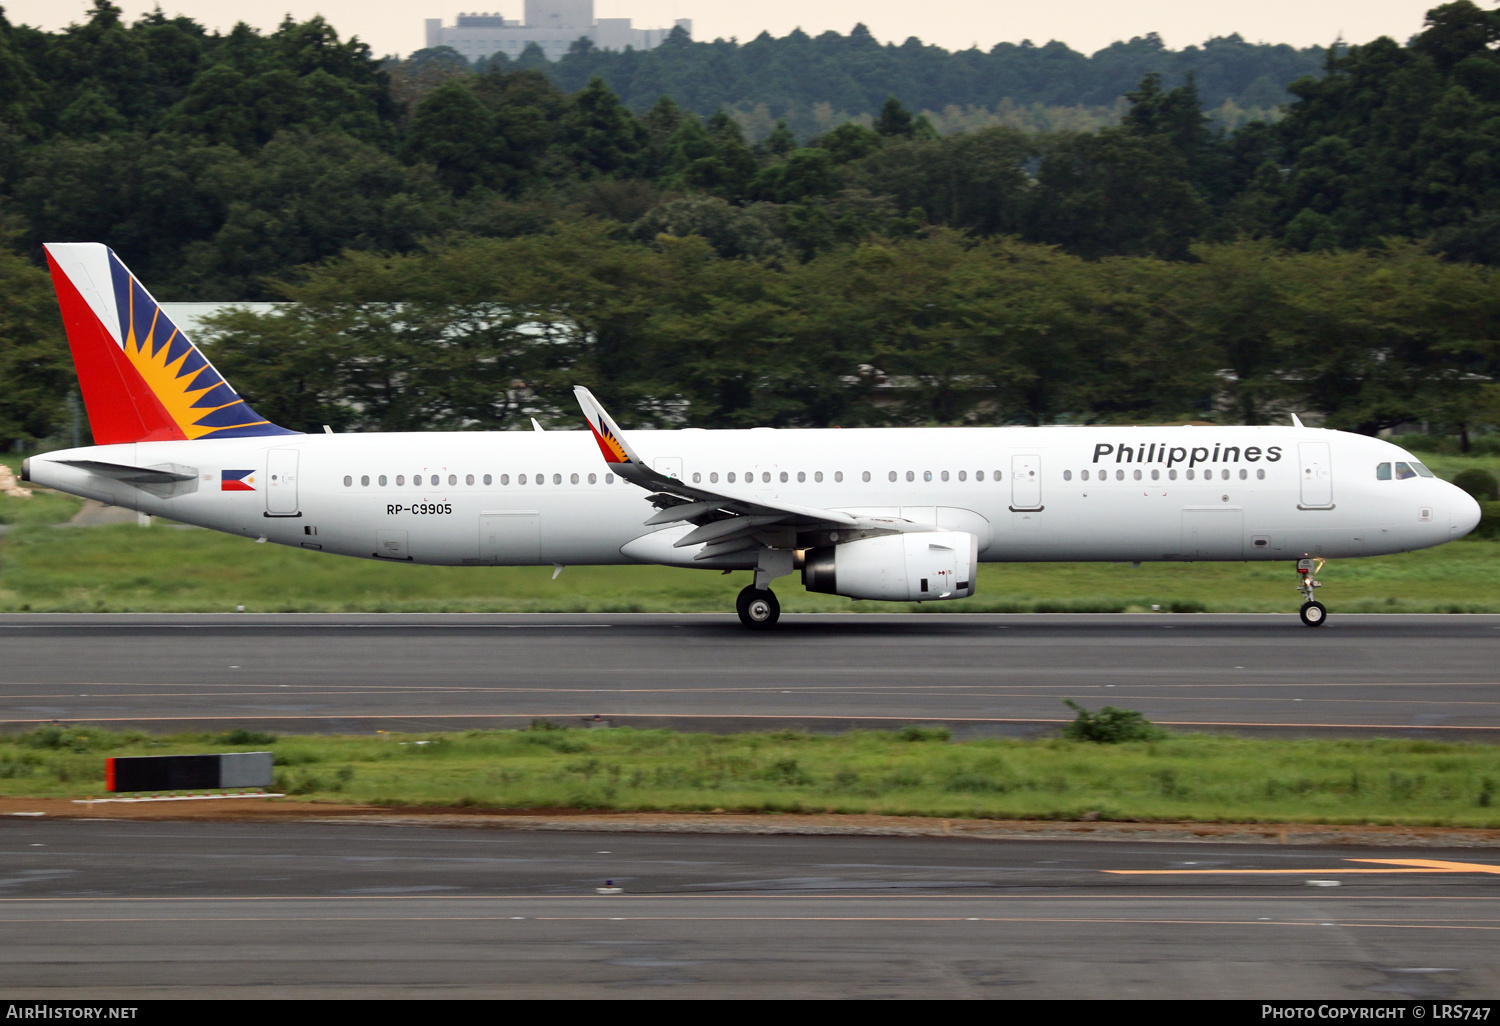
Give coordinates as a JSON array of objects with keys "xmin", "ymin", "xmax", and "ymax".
[{"xmin": 55, "ymin": 459, "xmax": 197, "ymax": 484}]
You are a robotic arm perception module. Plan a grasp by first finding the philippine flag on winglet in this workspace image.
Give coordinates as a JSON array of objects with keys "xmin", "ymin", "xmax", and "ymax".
[{"xmin": 222, "ymin": 470, "xmax": 256, "ymax": 491}]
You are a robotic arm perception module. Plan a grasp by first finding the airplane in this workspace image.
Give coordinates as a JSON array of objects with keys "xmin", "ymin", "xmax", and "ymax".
[{"xmin": 20, "ymin": 243, "xmax": 1484, "ymax": 629}]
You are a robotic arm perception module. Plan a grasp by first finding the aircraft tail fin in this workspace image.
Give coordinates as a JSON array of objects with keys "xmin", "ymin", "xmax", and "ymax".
[{"xmin": 43, "ymin": 242, "xmax": 298, "ymax": 445}]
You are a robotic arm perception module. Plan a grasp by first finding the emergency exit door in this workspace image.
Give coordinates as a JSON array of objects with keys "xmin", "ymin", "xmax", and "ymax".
[{"xmin": 1011, "ymin": 454, "xmax": 1042, "ymax": 510}]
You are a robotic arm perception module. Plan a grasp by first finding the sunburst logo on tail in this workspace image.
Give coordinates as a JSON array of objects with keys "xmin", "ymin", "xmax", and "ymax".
[{"xmin": 109, "ymin": 256, "xmax": 294, "ymax": 440}]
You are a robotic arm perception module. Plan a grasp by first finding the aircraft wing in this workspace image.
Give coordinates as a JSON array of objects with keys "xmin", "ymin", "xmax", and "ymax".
[{"xmin": 574, "ymin": 386, "xmax": 884, "ymax": 561}]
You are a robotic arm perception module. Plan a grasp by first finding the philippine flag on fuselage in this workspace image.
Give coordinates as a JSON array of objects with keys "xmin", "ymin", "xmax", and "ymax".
[{"xmin": 222, "ymin": 470, "xmax": 256, "ymax": 491}]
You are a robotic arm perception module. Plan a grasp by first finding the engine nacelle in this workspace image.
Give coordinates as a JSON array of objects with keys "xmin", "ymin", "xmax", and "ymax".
[{"xmin": 802, "ymin": 532, "xmax": 978, "ymax": 602}]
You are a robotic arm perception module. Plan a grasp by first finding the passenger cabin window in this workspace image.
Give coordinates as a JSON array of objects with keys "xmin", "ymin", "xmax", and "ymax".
[
  {"xmin": 1080, "ymin": 470, "xmax": 1089, "ymax": 482},
  {"xmin": 1063, "ymin": 470, "xmax": 1073, "ymax": 481},
  {"xmin": 889, "ymin": 471, "xmax": 898, "ymax": 482},
  {"xmin": 1395, "ymin": 462, "xmax": 1417, "ymax": 480},
  {"xmin": 976, "ymin": 471, "xmax": 985, "ymax": 481},
  {"xmin": 498, "ymin": 474, "xmax": 508, "ymax": 485},
  {"xmin": 605, "ymin": 474, "xmax": 614, "ymax": 484},
  {"xmin": 395, "ymin": 475, "xmax": 405, "ymax": 486},
  {"xmin": 483, "ymin": 474, "xmax": 493, "ymax": 485},
  {"xmin": 958, "ymin": 471, "xmax": 967, "ymax": 482},
  {"xmin": 466, "ymin": 474, "xmax": 474, "ymax": 485},
  {"xmin": 862, "ymin": 471, "xmax": 871, "ymax": 482},
  {"xmin": 834, "ymin": 471, "xmax": 843, "ymax": 482},
  {"xmin": 361, "ymin": 475, "xmax": 370, "ymax": 486},
  {"xmin": 518, "ymin": 474, "xmax": 527, "ymax": 485},
  {"xmin": 710, "ymin": 472, "xmax": 719, "ymax": 483},
  {"xmin": 907, "ymin": 471, "xmax": 915, "ymax": 482},
  {"xmin": 1377, "ymin": 462, "xmax": 1392, "ymax": 480},
  {"xmin": 588, "ymin": 474, "xmax": 597, "ymax": 484},
  {"xmin": 1151, "ymin": 470, "xmax": 1160, "ymax": 481},
  {"xmin": 727, "ymin": 472, "xmax": 736, "ymax": 483},
  {"xmin": 781, "ymin": 472, "xmax": 789, "ymax": 483},
  {"xmin": 379, "ymin": 475, "xmax": 388, "ymax": 486},
  {"xmin": 570, "ymin": 473, "xmax": 579, "ymax": 485},
  {"xmin": 1256, "ymin": 469, "xmax": 1265, "ymax": 480},
  {"xmin": 797, "ymin": 472, "xmax": 805, "ymax": 483},
  {"xmin": 343, "ymin": 476, "xmax": 352, "ymax": 487}
]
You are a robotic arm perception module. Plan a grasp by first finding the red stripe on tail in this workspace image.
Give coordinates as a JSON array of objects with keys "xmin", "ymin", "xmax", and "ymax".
[{"xmin": 45, "ymin": 253, "xmax": 185, "ymax": 445}]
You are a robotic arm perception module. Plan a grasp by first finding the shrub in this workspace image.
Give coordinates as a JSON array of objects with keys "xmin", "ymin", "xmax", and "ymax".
[
  {"xmin": 1453, "ymin": 469, "xmax": 1499, "ymax": 501},
  {"xmin": 1061, "ymin": 700, "xmax": 1167, "ymax": 743},
  {"xmin": 897, "ymin": 725, "xmax": 952, "ymax": 742},
  {"xmin": 218, "ymin": 729, "xmax": 278, "ymax": 745}
]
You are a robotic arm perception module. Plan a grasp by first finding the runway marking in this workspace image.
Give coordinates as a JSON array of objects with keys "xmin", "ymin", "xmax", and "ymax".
[
  {"xmin": 9, "ymin": 689, "xmax": 1500, "ymax": 713},
  {"xmin": 4, "ymin": 915, "xmax": 1499, "ymax": 932},
  {"xmin": 1107, "ymin": 858, "xmax": 1500, "ymax": 876}
]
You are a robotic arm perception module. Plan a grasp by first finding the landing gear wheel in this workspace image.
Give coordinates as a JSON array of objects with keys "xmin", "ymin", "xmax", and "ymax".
[
  {"xmin": 1299, "ymin": 601, "xmax": 1327, "ymax": 628},
  {"xmin": 736, "ymin": 586, "xmax": 780, "ymax": 630}
]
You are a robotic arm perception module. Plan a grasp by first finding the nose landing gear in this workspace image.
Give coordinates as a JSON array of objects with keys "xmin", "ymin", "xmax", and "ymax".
[
  {"xmin": 1297, "ymin": 558, "xmax": 1327, "ymax": 627},
  {"xmin": 736, "ymin": 585, "xmax": 780, "ymax": 630}
]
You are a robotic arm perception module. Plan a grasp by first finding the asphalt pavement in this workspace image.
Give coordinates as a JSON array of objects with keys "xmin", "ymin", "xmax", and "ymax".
[
  {"xmin": 2, "ymin": 817, "xmax": 1496, "ymax": 998},
  {"xmin": 0, "ymin": 612, "xmax": 1497, "ymax": 736}
]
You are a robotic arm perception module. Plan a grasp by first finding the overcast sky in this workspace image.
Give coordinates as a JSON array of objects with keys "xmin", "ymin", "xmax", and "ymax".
[{"xmin": 2, "ymin": 1, "xmax": 1451, "ymax": 58}]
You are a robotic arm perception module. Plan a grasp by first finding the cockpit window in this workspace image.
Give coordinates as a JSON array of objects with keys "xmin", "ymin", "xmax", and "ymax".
[
  {"xmin": 1411, "ymin": 461, "xmax": 1435, "ymax": 478},
  {"xmin": 1376, "ymin": 462, "xmax": 1392, "ymax": 481},
  {"xmin": 1394, "ymin": 462, "xmax": 1417, "ymax": 480}
]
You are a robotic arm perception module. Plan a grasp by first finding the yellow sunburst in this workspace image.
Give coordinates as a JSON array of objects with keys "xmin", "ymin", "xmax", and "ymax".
[{"xmin": 119, "ymin": 280, "xmax": 264, "ymax": 440}]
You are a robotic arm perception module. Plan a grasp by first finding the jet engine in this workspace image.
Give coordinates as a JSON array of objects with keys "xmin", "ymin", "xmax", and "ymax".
[{"xmin": 801, "ymin": 532, "xmax": 978, "ymax": 602}]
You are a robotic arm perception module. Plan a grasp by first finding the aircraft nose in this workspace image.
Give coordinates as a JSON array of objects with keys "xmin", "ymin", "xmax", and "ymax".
[{"xmin": 1452, "ymin": 486, "xmax": 1482, "ymax": 538}]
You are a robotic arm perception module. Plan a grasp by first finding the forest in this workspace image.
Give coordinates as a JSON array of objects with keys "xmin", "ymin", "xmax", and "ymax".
[{"xmin": 2, "ymin": 1, "xmax": 1500, "ymax": 449}]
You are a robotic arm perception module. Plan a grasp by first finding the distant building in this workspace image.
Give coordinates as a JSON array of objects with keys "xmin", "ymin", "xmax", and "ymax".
[{"xmin": 424, "ymin": 2, "xmax": 691, "ymax": 61}]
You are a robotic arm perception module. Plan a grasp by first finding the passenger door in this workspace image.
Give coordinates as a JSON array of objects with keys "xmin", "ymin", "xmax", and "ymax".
[
  {"xmin": 1299, "ymin": 442, "xmax": 1333, "ymax": 508},
  {"xmin": 265, "ymin": 449, "xmax": 299, "ymax": 516}
]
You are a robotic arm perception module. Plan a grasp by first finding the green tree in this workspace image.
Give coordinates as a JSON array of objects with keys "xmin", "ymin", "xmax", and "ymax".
[
  {"xmin": 559, "ymin": 77, "xmax": 645, "ymax": 177},
  {"xmin": 0, "ymin": 241, "xmax": 70, "ymax": 449}
]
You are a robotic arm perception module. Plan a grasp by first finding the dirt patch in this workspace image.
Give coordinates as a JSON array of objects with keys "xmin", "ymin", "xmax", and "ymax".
[{"xmin": 7, "ymin": 796, "xmax": 1500, "ymax": 847}]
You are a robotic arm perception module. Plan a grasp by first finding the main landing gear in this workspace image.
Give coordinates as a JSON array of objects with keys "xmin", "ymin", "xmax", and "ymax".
[
  {"xmin": 1297, "ymin": 558, "xmax": 1328, "ymax": 627},
  {"xmin": 736, "ymin": 585, "xmax": 780, "ymax": 630}
]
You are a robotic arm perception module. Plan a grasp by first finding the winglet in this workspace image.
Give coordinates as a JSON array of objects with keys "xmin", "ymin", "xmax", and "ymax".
[{"xmin": 574, "ymin": 386, "xmax": 643, "ymax": 466}]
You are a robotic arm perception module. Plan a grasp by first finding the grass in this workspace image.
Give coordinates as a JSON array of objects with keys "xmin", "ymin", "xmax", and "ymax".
[
  {"xmin": 3, "ymin": 450, "xmax": 1500, "ymax": 613},
  {"xmin": 8, "ymin": 724, "xmax": 1500, "ymax": 827}
]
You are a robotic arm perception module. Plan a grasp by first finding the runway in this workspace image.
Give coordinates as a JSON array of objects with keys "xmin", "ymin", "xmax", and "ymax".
[
  {"xmin": 2, "ymin": 613, "xmax": 1499, "ymax": 736},
  {"xmin": 3, "ymin": 817, "xmax": 1497, "ymax": 998}
]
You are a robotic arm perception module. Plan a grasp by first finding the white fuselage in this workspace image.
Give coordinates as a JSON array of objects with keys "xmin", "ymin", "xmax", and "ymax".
[{"xmin": 25, "ymin": 425, "xmax": 1480, "ymax": 571}]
